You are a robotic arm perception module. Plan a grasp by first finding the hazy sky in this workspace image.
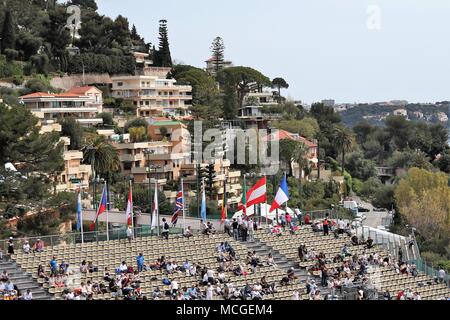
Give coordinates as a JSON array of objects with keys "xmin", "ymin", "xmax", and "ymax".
[{"xmin": 95, "ymin": 0, "xmax": 450, "ymax": 104}]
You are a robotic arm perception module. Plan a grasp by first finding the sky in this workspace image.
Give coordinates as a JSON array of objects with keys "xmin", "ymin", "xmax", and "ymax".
[{"xmin": 95, "ymin": 0, "xmax": 450, "ymax": 104}]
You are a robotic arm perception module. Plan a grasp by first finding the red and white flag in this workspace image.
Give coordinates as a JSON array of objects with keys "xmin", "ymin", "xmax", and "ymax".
[
  {"xmin": 125, "ymin": 183, "xmax": 133, "ymax": 226},
  {"xmin": 246, "ymin": 176, "xmax": 267, "ymax": 207}
]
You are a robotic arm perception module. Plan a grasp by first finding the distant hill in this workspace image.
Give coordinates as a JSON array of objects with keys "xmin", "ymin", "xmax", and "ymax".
[{"xmin": 339, "ymin": 102, "xmax": 450, "ymax": 127}]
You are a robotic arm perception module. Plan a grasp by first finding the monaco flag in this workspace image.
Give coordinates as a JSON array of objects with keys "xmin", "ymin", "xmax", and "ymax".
[
  {"xmin": 125, "ymin": 183, "xmax": 133, "ymax": 227},
  {"xmin": 270, "ymin": 175, "xmax": 290, "ymax": 213},
  {"xmin": 246, "ymin": 176, "xmax": 267, "ymax": 207}
]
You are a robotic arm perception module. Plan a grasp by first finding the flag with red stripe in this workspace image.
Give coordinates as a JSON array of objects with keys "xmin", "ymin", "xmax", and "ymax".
[
  {"xmin": 171, "ymin": 191, "xmax": 183, "ymax": 226},
  {"xmin": 90, "ymin": 185, "xmax": 107, "ymax": 231},
  {"xmin": 246, "ymin": 176, "xmax": 267, "ymax": 207},
  {"xmin": 125, "ymin": 184, "xmax": 133, "ymax": 226}
]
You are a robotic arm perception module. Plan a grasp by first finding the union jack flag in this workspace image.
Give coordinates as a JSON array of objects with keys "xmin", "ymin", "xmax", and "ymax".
[{"xmin": 171, "ymin": 191, "xmax": 183, "ymax": 226}]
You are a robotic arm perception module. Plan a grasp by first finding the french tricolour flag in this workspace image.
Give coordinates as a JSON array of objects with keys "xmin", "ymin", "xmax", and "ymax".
[{"xmin": 270, "ymin": 175, "xmax": 289, "ymax": 213}]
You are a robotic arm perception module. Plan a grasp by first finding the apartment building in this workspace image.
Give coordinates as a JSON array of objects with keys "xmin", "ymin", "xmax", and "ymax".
[
  {"xmin": 113, "ymin": 139, "xmax": 190, "ymax": 186},
  {"xmin": 110, "ymin": 69, "xmax": 192, "ymax": 119},
  {"xmin": 56, "ymin": 137, "xmax": 92, "ymax": 192},
  {"xmin": 19, "ymin": 86, "xmax": 103, "ymax": 127}
]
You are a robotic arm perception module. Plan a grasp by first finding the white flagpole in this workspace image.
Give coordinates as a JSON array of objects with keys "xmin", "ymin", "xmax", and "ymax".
[
  {"xmin": 130, "ymin": 180, "xmax": 134, "ymax": 236},
  {"xmin": 155, "ymin": 180, "xmax": 159, "ymax": 236},
  {"xmin": 181, "ymin": 178, "xmax": 186, "ymax": 232},
  {"xmin": 105, "ymin": 182, "xmax": 109, "ymax": 241},
  {"xmin": 80, "ymin": 188, "xmax": 84, "ymax": 244},
  {"xmin": 264, "ymin": 176, "xmax": 268, "ymax": 226}
]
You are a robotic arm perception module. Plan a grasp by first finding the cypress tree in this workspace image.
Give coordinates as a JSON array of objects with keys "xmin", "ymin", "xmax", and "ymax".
[
  {"xmin": 210, "ymin": 36, "xmax": 225, "ymax": 74},
  {"xmin": 157, "ymin": 19, "xmax": 172, "ymax": 67},
  {"xmin": 1, "ymin": 10, "xmax": 16, "ymax": 54}
]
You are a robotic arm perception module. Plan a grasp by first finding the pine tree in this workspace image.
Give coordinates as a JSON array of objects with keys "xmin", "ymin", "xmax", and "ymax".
[
  {"xmin": 157, "ymin": 19, "xmax": 172, "ymax": 67},
  {"xmin": 1, "ymin": 9, "xmax": 16, "ymax": 54},
  {"xmin": 210, "ymin": 36, "xmax": 225, "ymax": 74},
  {"xmin": 131, "ymin": 24, "xmax": 140, "ymax": 41}
]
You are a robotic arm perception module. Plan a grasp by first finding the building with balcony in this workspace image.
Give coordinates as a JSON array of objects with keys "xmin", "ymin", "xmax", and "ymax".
[
  {"xmin": 19, "ymin": 86, "xmax": 103, "ymax": 127},
  {"xmin": 55, "ymin": 138, "xmax": 92, "ymax": 192},
  {"xmin": 111, "ymin": 69, "xmax": 192, "ymax": 119},
  {"xmin": 113, "ymin": 140, "xmax": 190, "ymax": 185}
]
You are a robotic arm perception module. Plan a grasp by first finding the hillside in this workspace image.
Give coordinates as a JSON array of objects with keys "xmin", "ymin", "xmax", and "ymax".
[{"xmin": 340, "ymin": 102, "xmax": 450, "ymax": 127}]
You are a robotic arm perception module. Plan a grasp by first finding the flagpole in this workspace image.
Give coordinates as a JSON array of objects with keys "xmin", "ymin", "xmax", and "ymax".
[
  {"xmin": 181, "ymin": 178, "xmax": 186, "ymax": 232},
  {"xmin": 130, "ymin": 180, "xmax": 134, "ymax": 236},
  {"xmin": 156, "ymin": 180, "xmax": 159, "ymax": 236},
  {"xmin": 80, "ymin": 188, "xmax": 84, "ymax": 244},
  {"xmin": 105, "ymin": 182, "xmax": 109, "ymax": 241},
  {"xmin": 264, "ymin": 175, "xmax": 268, "ymax": 226}
]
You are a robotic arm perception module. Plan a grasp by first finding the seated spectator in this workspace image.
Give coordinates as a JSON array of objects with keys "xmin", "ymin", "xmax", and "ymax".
[
  {"xmin": 33, "ymin": 239, "xmax": 45, "ymax": 252},
  {"xmin": 1, "ymin": 270, "xmax": 9, "ymax": 282},
  {"xmin": 183, "ymin": 226, "xmax": 194, "ymax": 238},
  {"xmin": 118, "ymin": 261, "xmax": 128, "ymax": 274},
  {"xmin": 23, "ymin": 241, "xmax": 31, "ymax": 254},
  {"xmin": 351, "ymin": 235, "xmax": 359, "ymax": 246},
  {"xmin": 88, "ymin": 261, "xmax": 98, "ymax": 273},
  {"xmin": 37, "ymin": 265, "xmax": 48, "ymax": 280},
  {"xmin": 23, "ymin": 289, "xmax": 33, "ymax": 300},
  {"xmin": 80, "ymin": 260, "xmax": 88, "ymax": 273},
  {"xmin": 59, "ymin": 261, "xmax": 69, "ymax": 275},
  {"xmin": 103, "ymin": 267, "xmax": 113, "ymax": 282},
  {"xmin": 267, "ymin": 253, "xmax": 276, "ymax": 266}
]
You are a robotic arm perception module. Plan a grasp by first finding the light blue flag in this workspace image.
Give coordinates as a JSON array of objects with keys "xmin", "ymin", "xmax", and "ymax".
[
  {"xmin": 76, "ymin": 191, "xmax": 82, "ymax": 231},
  {"xmin": 201, "ymin": 182, "xmax": 207, "ymax": 221}
]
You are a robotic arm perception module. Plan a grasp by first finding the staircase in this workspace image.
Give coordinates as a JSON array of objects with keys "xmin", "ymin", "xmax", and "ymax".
[{"xmin": 0, "ymin": 259, "xmax": 52, "ymax": 300}]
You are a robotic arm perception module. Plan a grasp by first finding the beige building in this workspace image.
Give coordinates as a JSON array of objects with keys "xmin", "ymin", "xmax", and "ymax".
[
  {"xmin": 111, "ymin": 69, "xmax": 192, "ymax": 119},
  {"xmin": 56, "ymin": 137, "xmax": 92, "ymax": 192},
  {"xmin": 19, "ymin": 86, "xmax": 104, "ymax": 127}
]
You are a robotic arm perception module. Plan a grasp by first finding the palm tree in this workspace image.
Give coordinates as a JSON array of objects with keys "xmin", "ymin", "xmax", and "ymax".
[
  {"xmin": 82, "ymin": 135, "xmax": 120, "ymax": 178},
  {"xmin": 333, "ymin": 127, "xmax": 354, "ymax": 175},
  {"xmin": 292, "ymin": 142, "xmax": 310, "ymax": 188}
]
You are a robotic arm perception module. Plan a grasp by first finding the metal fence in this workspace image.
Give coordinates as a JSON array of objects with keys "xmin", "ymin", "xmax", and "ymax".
[{"xmin": 0, "ymin": 226, "xmax": 185, "ymax": 253}]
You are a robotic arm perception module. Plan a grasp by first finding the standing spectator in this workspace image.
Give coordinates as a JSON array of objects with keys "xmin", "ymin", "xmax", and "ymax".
[
  {"xmin": 232, "ymin": 219, "xmax": 239, "ymax": 240},
  {"xmin": 323, "ymin": 218, "xmax": 329, "ymax": 236},
  {"xmin": 136, "ymin": 253, "xmax": 145, "ymax": 273},
  {"xmin": 0, "ymin": 246, "xmax": 3, "ymax": 260},
  {"xmin": 7, "ymin": 237, "xmax": 14, "ymax": 257},
  {"xmin": 242, "ymin": 219, "xmax": 248, "ymax": 242},
  {"xmin": 126, "ymin": 226, "xmax": 134, "ymax": 243},
  {"xmin": 438, "ymin": 268, "xmax": 446, "ymax": 284},
  {"xmin": 50, "ymin": 257, "xmax": 58, "ymax": 276},
  {"xmin": 248, "ymin": 218, "xmax": 254, "ymax": 242},
  {"xmin": 398, "ymin": 248, "xmax": 403, "ymax": 263},
  {"xmin": 162, "ymin": 218, "xmax": 170, "ymax": 240},
  {"xmin": 224, "ymin": 219, "xmax": 231, "ymax": 236}
]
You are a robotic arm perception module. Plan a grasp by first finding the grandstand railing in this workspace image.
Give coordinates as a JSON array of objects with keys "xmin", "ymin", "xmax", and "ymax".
[{"xmin": 0, "ymin": 225, "xmax": 187, "ymax": 252}]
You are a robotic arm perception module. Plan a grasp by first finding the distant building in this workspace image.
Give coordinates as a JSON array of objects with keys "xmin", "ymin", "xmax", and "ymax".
[
  {"xmin": 19, "ymin": 86, "xmax": 104, "ymax": 127},
  {"xmin": 111, "ymin": 69, "xmax": 192, "ymax": 119},
  {"xmin": 322, "ymin": 99, "xmax": 335, "ymax": 107},
  {"xmin": 393, "ymin": 109, "xmax": 408, "ymax": 117},
  {"xmin": 205, "ymin": 57, "xmax": 233, "ymax": 75}
]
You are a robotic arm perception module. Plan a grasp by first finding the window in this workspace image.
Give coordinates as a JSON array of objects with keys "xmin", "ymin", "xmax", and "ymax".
[
  {"xmin": 117, "ymin": 82, "xmax": 123, "ymax": 87},
  {"xmin": 123, "ymin": 162, "xmax": 132, "ymax": 170},
  {"xmin": 135, "ymin": 161, "xmax": 140, "ymax": 168}
]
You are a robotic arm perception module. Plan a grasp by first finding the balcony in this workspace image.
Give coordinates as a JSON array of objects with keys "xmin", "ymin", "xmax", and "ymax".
[{"xmin": 119, "ymin": 154, "xmax": 145, "ymax": 162}]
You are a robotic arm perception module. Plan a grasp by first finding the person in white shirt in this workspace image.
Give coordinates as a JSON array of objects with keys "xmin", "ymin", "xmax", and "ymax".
[
  {"xmin": 126, "ymin": 226, "xmax": 134, "ymax": 243},
  {"xmin": 24, "ymin": 289, "xmax": 33, "ymax": 300},
  {"xmin": 207, "ymin": 268, "xmax": 215, "ymax": 284},
  {"xmin": 438, "ymin": 268, "xmax": 446, "ymax": 283},
  {"xmin": 206, "ymin": 284, "xmax": 214, "ymax": 300},
  {"xmin": 119, "ymin": 261, "xmax": 128, "ymax": 273},
  {"xmin": 23, "ymin": 241, "xmax": 31, "ymax": 254},
  {"xmin": 292, "ymin": 290, "xmax": 300, "ymax": 300},
  {"xmin": 170, "ymin": 280, "xmax": 179, "ymax": 295}
]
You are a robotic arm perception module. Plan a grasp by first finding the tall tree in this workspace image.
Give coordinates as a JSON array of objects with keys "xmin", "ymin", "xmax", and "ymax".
[
  {"xmin": 333, "ymin": 126, "xmax": 354, "ymax": 175},
  {"xmin": 293, "ymin": 142, "xmax": 310, "ymax": 188},
  {"xmin": 1, "ymin": 9, "xmax": 16, "ymax": 54},
  {"xmin": 217, "ymin": 66, "xmax": 271, "ymax": 116},
  {"xmin": 210, "ymin": 36, "xmax": 225, "ymax": 74},
  {"xmin": 272, "ymin": 77, "xmax": 289, "ymax": 103},
  {"xmin": 156, "ymin": 19, "xmax": 172, "ymax": 67},
  {"xmin": 82, "ymin": 134, "xmax": 120, "ymax": 178}
]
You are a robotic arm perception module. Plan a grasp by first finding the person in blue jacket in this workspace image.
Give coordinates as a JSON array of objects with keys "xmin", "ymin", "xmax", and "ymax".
[{"xmin": 136, "ymin": 253, "xmax": 145, "ymax": 273}]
